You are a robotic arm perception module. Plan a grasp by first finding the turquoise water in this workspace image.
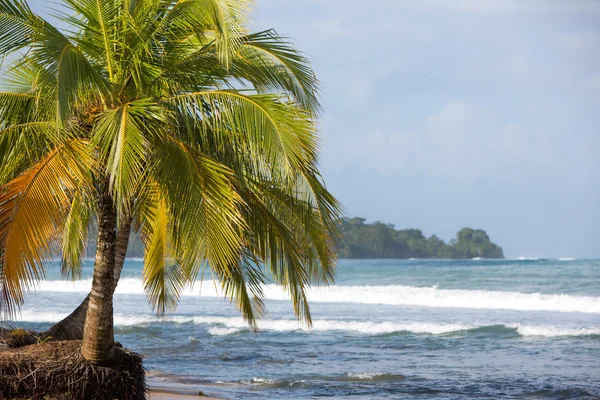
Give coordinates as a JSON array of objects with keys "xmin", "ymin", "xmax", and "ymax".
[{"xmin": 12, "ymin": 258, "xmax": 600, "ymax": 399}]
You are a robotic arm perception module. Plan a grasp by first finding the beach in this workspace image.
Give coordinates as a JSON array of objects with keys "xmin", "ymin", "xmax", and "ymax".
[{"xmin": 148, "ymin": 387, "xmax": 223, "ymax": 400}]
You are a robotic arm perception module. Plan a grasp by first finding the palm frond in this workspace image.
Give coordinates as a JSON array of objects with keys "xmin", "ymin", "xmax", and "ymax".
[
  {"xmin": 140, "ymin": 187, "xmax": 186, "ymax": 314},
  {"xmin": 216, "ymin": 251, "xmax": 266, "ymax": 328},
  {"xmin": 148, "ymin": 137, "xmax": 244, "ymax": 277},
  {"xmin": 91, "ymin": 100, "xmax": 167, "ymax": 212},
  {"xmin": 0, "ymin": 139, "xmax": 92, "ymax": 318},
  {"xmin": 0, "ymin": 1, "xmax": 108, "ymax": 120},
  {"xmin": 159, "ymin": 0, "xmax": 253, "ymax": 67},
  {"xmin": 0, "ymin": 0, "xmax": 34, "ymax": 55},
  {"xmin": 61, "ymin": 0, "xmax": 120, "ymax": 81},
  {"xmin": 234, "ymin": 30, "xmax": 321, "ymax": 114},
  {"xmin": 168, "ymin": 90, "xmax": 320, "ymax": 177},
  {"xmin": 61, "ymin": 190, "xmax": 93, "ymax": 280},
  {"xmin": 0, "ymin": 121, "xmax": 58, "ymax": 184},
  {"xmin": 239, "ymin": 181, "xmax": 315, "ymax": 323}
]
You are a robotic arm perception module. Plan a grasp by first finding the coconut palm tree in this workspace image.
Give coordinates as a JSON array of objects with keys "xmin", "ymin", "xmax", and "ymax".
[{"xmin": 0, "ymin": 0, "xmax": 341, "ymax": 367}]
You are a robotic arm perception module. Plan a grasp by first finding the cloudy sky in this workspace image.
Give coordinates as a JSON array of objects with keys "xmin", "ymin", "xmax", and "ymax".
[
  {"xmin": 27, "ymin": 0, "xmax": 599, "ymax": 258},
  {"xmin": 250, "ymin": 0, "xmax": 600, "ymax": 258}
]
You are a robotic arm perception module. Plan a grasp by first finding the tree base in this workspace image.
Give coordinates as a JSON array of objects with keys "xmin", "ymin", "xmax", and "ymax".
[{"xmin": 0, "ymin": 340, "xmax": 146, "ymax": 400}]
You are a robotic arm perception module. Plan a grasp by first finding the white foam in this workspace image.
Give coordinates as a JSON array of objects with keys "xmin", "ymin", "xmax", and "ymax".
[
  {"xmin": 15, "ymin": 310, "xmax": 70, "ymax": 323},
  {"xmin": 345, "ymin": 372, "xmax": 403, "ymax": 380},
  {"xmin": 251, "ymin": 378, "xmax": 274, "ymax": 385},
  {"xmin": 31, "ymin": 279, "xmax": 600, "ymax": 314},
  {"xmin": 262, "ymin": 284, "xmax": 600, "ymax": 314},
  {"xmin": 558, "ymin": 257, "xmax": 576, "ymax": 261},
  {"xmin": 347, "ymin": 372, "xmax": 382, "ymax": 380},
  {"xmin": 208, "ymin": 327, "xmax": 241, "ymax": 336},
  {"xmin": 11, "ymin": 312, "xmax": 600, "ymax": 338},
  {"xmin": 513, "ymin": 324, "xmax": 600, "ymax": 337}
]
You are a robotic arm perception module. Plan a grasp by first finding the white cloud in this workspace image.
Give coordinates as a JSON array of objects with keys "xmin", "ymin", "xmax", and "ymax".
[
  {"xmin": 345, "ymin": 79, "xmax": 376, "ymax": 103},
  {"xmin": 510, "ymin": 54, "xmax": 529, "ymax": 80},
  {"xmin": 330, "ymin": 102, "xmax": 557, "ymax": 179},
  {"xmin": 420, "ymin": 0, "xmax": 600, "ymax": 15},
  {"xmin": 584, "ymin": 75, "xmax": 600, "ymax": 90},
  {"xmin": 551, "ymin": 30, "xmax": 600, "ymax": 51},
  {"xmin": 311, "ymin": 18, "xmax": 349, "ymax": 39},
  {"xmin": 427, "ymin": 102, "xmax": 472, "ymax": 131}
]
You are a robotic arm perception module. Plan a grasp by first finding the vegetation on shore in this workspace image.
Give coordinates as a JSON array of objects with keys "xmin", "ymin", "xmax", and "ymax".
[
  {"xmin": 338, "ymin": 218, "xmax": 504, "ymax": 259},
  {"xmin": 84, "ymin": 218, "xmax": 504, "ymax": 260}
]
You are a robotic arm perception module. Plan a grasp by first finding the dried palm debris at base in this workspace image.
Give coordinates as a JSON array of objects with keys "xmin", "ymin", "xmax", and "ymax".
[{"xmin": 0, "ymin": 340, "xmax": 146, "ymax": 400}]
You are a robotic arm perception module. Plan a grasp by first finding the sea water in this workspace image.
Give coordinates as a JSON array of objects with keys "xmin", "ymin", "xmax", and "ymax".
[{"xmin": 11, "ymin": 258, "xmax": 600, "ymax": 399}]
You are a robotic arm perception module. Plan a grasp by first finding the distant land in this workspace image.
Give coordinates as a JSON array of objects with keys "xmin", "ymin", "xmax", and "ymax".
[
  {"xmin": 338, "ymin": 217, "xmax": 504, "ymax": 259},
  {"xmin": 85, "ymin": 217, "xmax": 504, "ymax": 260}
]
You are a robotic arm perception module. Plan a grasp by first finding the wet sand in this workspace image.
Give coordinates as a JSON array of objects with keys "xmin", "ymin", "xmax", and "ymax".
[{"xmin": 148, "ymin": 386, "xmax": 225, "ymax": 400}]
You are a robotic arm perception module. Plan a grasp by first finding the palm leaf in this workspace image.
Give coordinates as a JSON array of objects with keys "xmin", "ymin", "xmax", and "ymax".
[
  {"xmin": 61, "ymin": 190, "xmax": 93, "ymax": 280},
  {"xmin": 216, "ymin": 251, "xmax": 266, "ymax": 329},
  {"xmin": 91, "ymin": 100, "xmax": 167, "ymax": 211},
  {"xmin": 234, "ymin": 30, "xmax": 321, "ymax": 114},
  {"xmin": 158, "ymin": 0, "xmax": 252, "ymax": 67},
  {"xmin": 0, "ymin": 1, "xmax": 108, "ymax": 120},
  {"xmin": 139, "ymin": 187, "xmax": 186, "ymax": 314},
  {"xmin": 0, "ymin": 139, "xmax": 92, "ymax": 317},
  {"xmin": 148, "ymin": 137, "xmax": 244, "ymax": 277},
  {"xmin": 168, "ymin": 90, "xmax": 320, "ymax": 178}
]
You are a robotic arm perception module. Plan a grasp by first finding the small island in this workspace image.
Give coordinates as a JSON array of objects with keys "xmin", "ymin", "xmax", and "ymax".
[
  {"xmin": 338, "ymin": 217, "xmax": 504, "ymax": 259},
  {"xmin": 88, "ymin": 217, "xmax": 504, "ymax": 260}
]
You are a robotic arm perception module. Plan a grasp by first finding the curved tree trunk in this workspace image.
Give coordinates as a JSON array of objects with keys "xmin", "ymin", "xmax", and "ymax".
[
  {"xmin": 43, "ymin": 294, "xmax": 91, "ymax": 341},
  {"xmin": 80, "ymin": 185, "xmax": 118, "ymax": 365},
  {"xmin": 42, "ymin": 217, "xmax": 132, "ymax": 341}
]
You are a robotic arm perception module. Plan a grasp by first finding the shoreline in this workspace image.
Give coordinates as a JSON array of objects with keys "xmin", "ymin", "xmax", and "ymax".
[{"xmin": 148, "ymin": 386, "xmax": 225, "ymax": 400}]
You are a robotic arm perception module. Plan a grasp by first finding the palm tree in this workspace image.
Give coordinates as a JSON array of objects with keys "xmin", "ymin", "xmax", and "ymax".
[{"xmin": 0, "ymin": 0, "xmax": 341, "ymax": 367}]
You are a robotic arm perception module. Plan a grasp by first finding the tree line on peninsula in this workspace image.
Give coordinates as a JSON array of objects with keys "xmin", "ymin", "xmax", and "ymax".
[
  {"xmin": 337, "ymin": 217, "xmax": 504, "ymax": 259},
  {"xmin": 87, "ymin": 217, "xmax": 504, "ymax": 260}
]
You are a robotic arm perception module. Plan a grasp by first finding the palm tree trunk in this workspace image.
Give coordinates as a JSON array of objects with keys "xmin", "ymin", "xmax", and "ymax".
[
  {"xmin": 43, "ymin": 217, "xmax": 132, "ymax": 341},
  {"xmin": 43, "ymin": 293, "xmax": 91, "ymax": 341},
  {"xmin": 113, "ymin": 216, "xmax": 132, "ymax": 284},
  {"xmin": 80, "ymin": 184, "xmax": 118, "ymax": 364}
]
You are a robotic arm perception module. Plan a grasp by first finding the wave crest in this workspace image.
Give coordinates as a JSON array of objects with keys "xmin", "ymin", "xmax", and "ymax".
[
  {"xmin": 31, "ymin": 279, "xmax": 600, "ymax": 314},
  {"xmin": 14, "ymin": 313, "xmax": 600, "ymax": 338}
]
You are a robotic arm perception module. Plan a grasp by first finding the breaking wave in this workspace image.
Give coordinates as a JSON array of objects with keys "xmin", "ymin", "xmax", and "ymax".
[
  {"xmin": 32, "ymin": 279, "xmax": 600, "ymax": 314},
  {"xmin": 13, "ymin": 312, "xmax": 600, "ymax": 338}
]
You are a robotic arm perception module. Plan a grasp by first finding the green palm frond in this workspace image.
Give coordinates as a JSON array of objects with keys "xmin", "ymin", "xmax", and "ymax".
[
  {"xmin": 61, "ymin": 190, "xmax": 94, "ymax": 280},
  {"xmin": 92, "ymin": 100, "xmax": 168, "ymax": 211},
  {"xmin": 0, "ymin": 0, "xmax": 35, "ymax": 54},
  {"xmin": 240, "ymin": 181, "xmax": 317, "ymax": 323},
  {"xmin": 61, "ymin": 0, "xmax": 120, "ymax": 81},
  {"xmin": 0, "ymin": 140, "xmax": 92, "ymax": 317},
  {"xmin": 140, "ymin": 188, "xmax": 187, "ymax": 314},
  {"xmin": 0, "ymin": 1, "xmax": 108, "ymax": 119},
  {"xmin": 0, "ymin": 92, "xmax": 35, "ymax": 123},
  {"xmin": 148, "ymin": 137, "xmax": 244, "ymax": 276},
  {"xmin": 159, "ymin": 0, "xmax": 252, "ymax": 67},
  {"xmin": 169, "ymin": 90, "xmax": 319, "ymax": 176},
  {"xmin": 216, "ymin": 251, "xmax": 266, "ymax": 329},
  {"xmin": 0, "ymin": 122, "xmax": 59, "ymax": 184},
  {"xmin": 234, "ymin": 30, "xmax": 321, "ymax": 114}
]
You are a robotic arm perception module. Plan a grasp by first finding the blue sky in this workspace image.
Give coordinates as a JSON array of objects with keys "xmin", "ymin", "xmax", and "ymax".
[
  {"xmin": 251, "ymin": 0, "xmax": 600, "ymax": 258},
  {"xmin": 26, "ymin": 0, "xmax": 599, "ymax": 258}
]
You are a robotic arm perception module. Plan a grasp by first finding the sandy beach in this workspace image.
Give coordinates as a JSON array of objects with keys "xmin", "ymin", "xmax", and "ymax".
[{"xmin": 148, "ymin": 386, "xmax": 224, "ymax": 400}]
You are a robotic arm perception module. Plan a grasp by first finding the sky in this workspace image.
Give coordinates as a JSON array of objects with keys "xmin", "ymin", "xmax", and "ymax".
[
  {"xmin": 250, "ymin": 0, "xmax": 600, "ymax": 258},
  {"xmin": 26, "ymin": 0, "xmax": 599, "ymax": 258}
]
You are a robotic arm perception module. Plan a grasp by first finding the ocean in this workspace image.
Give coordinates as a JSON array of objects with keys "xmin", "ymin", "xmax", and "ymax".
[{"xmin": 11, "ymin": 258, "xmax": 600, "ymax": 399}]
